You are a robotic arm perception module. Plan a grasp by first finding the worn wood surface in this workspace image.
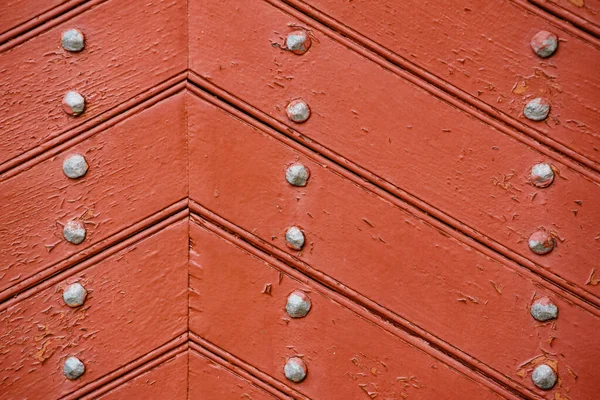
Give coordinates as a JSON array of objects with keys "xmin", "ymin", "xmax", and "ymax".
[{"xmin": 0, "ymin": 0, "xmax": 70, "ymax": 36}]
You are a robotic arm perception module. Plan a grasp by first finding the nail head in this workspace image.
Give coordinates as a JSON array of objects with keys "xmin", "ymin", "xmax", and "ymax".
[
  {"xmin": 528, "ymin": 231, "xmax": 555, "ymax": 255},
  {"xmin": 63, "ymin": 154, "xmax": 88, "ymax": 179},
  {"xmin": 286, "ymin": 30, "xmax": 311, "ymax": 55},
  {"xmin": 286, "ymin": 290, "xmax": 312, "ymax": 318},
  {"xmin": 530, "ymin": 31, "xmax": 558, "ymax": 58},
  {"xmin": 530, "ymin": 297, "xmax": 558, "ymax": 322},
  {"xmin": 286, "ymin": 99, "xmax": 311, "ymax": 124},
  {"xmin": 531, "ymin": 364, "xmax": 557, "ymax": 390},
  {"xmin": 64, "ymin": 356, "xmax": 85, "ymax": 380},
  {"xmin": 524, "ymin": 98, "xmax": 550, "ymax": 122},
  {"xmin": 284, "ymin": 357, "xmax": 307, "ymax": 383},
  {"xmin": 63, "ymin": 220, "xmax": 86, "ymax": 245},
  {"xmin": 62, "ymin": 29, "xmax": 85, "ymax": 52},
  {"xmin": 63, "ymin": 91, "xmax": 86, "ymax": 116},
  {"xmin": 285, "ymin": 226, "xmax": 305, "ymax": 250},
  {"xmin": 286, "ymin": 164, "xmax": 310, "ymax": 187},
  {"xmin": 530, "ymin": 163, "xmax": 554, "ymax": 188},
  {"xmin": 63, "ymin": 283, "xmax": 88, "ymax": 307}
]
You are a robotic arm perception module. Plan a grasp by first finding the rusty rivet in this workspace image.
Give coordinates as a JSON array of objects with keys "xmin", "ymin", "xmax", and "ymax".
[
  {"xmin": 530, "ymin": 31, "xmax": 558, "ymax": 58},
  {"xmin": 63, "ymin": 283, "xmax": 88, "ymax": 307},
  {"xmin": 63, "ymin": 154, "xmax": 88, "ymax": 179},
  {"xmin": 286, "ymin": 30, "xmax": 311, "ymax": 55},
  {"xmin": 530, "ymin": 297, "xmax": 558, "ymax": 322},
  {"xmin": 284, "ymin": 357, "xmax": 307, "ymax": 383},
  {"xmin": 286, "ymin": 290, "xmax": 311, "ymax": 318},
  {"xmin": 62, "ymin": 29, "xmax": 85, "ymax": 52},
  {"xmin": 528, "ymin": 231, "xmax": 555, "ymax": 255},
  {"xmin": 523, "ymin": 98, "xmax": 550, "ymax": 122},
  {"xmin": 531, "ymin": 364, "xmax": 557, "ymax": 390},
  {"xmin": 530, "ymin": 163, "xmax": 554, "ymax": 188},
  {"xmin": 286, "ymin": 99, "xmax": 311, "ymax": 123},
  {"xmin": 286, "ymin": 163, "xmax": 310, "ymax": 187},
  {"xmin": 63, "ymin": 91, "xmax": 86, "ymax": 116},
  {"xmin": 285, "ymin": 226, "xmax": 305, "ymax": 250},
  {"xmin": 63, "ymin": 356, "xmax": 85, "ymax": 380},
  {"xmin": 63, "ymin": 220, "xmax": 86, "ymax": 245}
]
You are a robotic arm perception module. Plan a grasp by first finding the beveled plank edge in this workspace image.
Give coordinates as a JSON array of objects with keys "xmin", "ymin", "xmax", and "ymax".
[{"xmin": 524, "ymin": 0, "xmax": 600, "ymax": 39}]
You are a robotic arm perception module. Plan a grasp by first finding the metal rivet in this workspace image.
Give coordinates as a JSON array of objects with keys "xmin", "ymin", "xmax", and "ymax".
[
  {"xmin": 286, "ymin": 99, "xmax": 311, "ymax": 124},
  {"xmin": 63, "ymin": 91, "xmax": 86, "ymax": 116},
  {"xmin": 285, "ymin": 226, "xmax": 305, "ymax": 250},
  {"xmin": 530, "ymin": 297, "xmax": 558, "ymax": 322},
  {"xmin": 530, "ymin": 31, "xmax": 558, "ymax": 58},
  {"xmin": 286, "ymin": 290, "xmax": 311, "ymax": 318},
  {"xmin": 63, "ymin": 356, "xmax": 85, "ymax": 380},
  {"xmin": 62, "ymin": 29, "xmax": 85, "ymax": 52},
  {"xmin": 286, "ymin": 164, "xmax": 310, "ymax": 187},
  {"xmin": 286, "ymin": 30, "xmax": 311, "ymax": 55},
  {"xmin": 63, "ymin": 220, "xmax": 86, "ymax": 245},
  {"xmin": 530, "ymin": 163, "xmax": 554, "ymax": 188},
  {"xmin": 531, "ymin": 364, "xmax": 557, "ymax": 390},
  {"xmin": 528, "ymin": 231, "xmax": 555, "ymax": 255},
  {"xmin": 524, "ymin": 98, "xmax": 550, "ymax": 122},
  {"xmin": 63, "ymin": 154, "xmax": 88, "ymax": 179},
  {"xmin": 63, "ymin": 283, "xmax": 88, "ymax": 307},
  {"xmin": 284, "ymin": 357, "xmax": 307, "ymax": 383}
]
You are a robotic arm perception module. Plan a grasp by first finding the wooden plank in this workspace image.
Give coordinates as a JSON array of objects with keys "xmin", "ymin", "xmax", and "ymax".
[
  {"xmin": 0, "ymin": 93, "xmax": 187, "ymax": 294},
  {"xmin": 0, "ymin": 220, "xmax": 188, "ymax": 399},
  {"xmin": 534, "ymin": 0, "xmax": 600, "ymax": 33},
  {"xmin": 0, "ymin": 0, "xmax": 69, "ymax": 36}
]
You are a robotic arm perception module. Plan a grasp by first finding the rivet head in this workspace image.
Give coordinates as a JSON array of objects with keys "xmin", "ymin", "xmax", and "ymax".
[
  {"xmin": 62, "ymin": 29, "xmax": 85, "ymax": 52},
  {"xmin": 286, "ymin": 99, "xmax": 311, "ymax": 123},
  {"xmin": 63, "ymin": 220, "xmax": 86, "ymax": 245},
  {"xmin": 530, "ymin": 297, "xmax": 558, "ymax": 322},
  {"xmin": 286, "ymin": 290, "xmax": 312, "ymax": 318},
  {"xmin": 63, "ymin": 356, "xmax": 85, "ymax": 380},
  {"xmin": 63, "ymin": 91, "xmax": 86, "ymax": 116},
  {"xmin": 284, "ymin": 357, "xmax": 307, "ymax": 383},
  {"xmin": 286, "ymin": 30, "xmax": 311, "ymax": 55},
  {"xmin": 528, "ymin": 231, "xmax": 555, "ymax": 255},
  {"xmin": 530, "ymin": 163, "xmax": 554, "ymax": 188},
  {"xmin": 524, "ymin": 98, "xmax": 550, "ymax": 121},
  {"xmin": 530, "ymin": 31, "xmax": 558, "ymax": 58},
  {"xmin": 285, "ymin": 226, "xmax": 305, "ymax": 250},
  {"xmin": 63, "ymin": 283, "xmax": 88, "ymax": 307},
  {"xmin": 63, "ymin": 154, "xmax": 88, "ymax": 179},
  {"xmin": 531, "ymin": 364, "xmax": 557, "ymax": 390},
  {"xmin": 286, "ymin": 164, "xmax": 310, "ymax": 187}
]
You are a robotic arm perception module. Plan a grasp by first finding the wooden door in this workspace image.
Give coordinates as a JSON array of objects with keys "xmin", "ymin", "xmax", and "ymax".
[{"xmin": 1, "ymin": 1, "xmax": 598, "ymax": 399}]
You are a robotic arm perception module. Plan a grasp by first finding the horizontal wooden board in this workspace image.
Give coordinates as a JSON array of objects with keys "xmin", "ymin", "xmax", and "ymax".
[
  {"xmin": 543, "ymin": 0, "xmax": 600, "ymax": 29},
  {"xmin": 0, "ymin": 0, "xmax": 68, "ymax": 37},
  {"xmin": 0, "ymin": 220, "xmax": 188, "ymax": 399},
  {"xmin": 0, "ymin": 93, "xmax": 187, "ymax": 294}
]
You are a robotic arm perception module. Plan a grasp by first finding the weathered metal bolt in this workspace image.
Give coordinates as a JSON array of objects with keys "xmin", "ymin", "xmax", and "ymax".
[
  {"xmin": 63, "ymin": 154, "xmax": 88, "ymax": 179},
  {"xmin": 528, "ymin": 231, "xmax": 555, "ymax": 255},
  {"xmin": 63, "ymin": 220, "xmax": 86, "ymax": 245},
  {"xmin": 63, "ymin": 356, "xmax": 85, "ymax": 380},
  {"xmin": 530, "ymin": 297, "xmax": 558, "ymax": 322},
  {"xmin": 63, "ymin": 91, "xmax": 86, "ymax": 116},
  {"xmin": 286, "ymin": 30, "xmax": 311, "ymax": 55},
  {"xmin": 531, "ymin": 364, "xmax": 557, "ymax": 390},
  {"xmin": 284, "ymin": 357, "xmax": 307, "ymax": 383},
  {"xmin": 286, "ymin": 164, "xmax": 310, "ymax": 187},
  {"xmin": 286, "ymin": 99, "xmax": 311, "ymax": 123},
  {"xmin": 285, "ymin": 226, "xmax": 305, "ymax": 250},
  {"xmin": 63, "ymin": 283, "xmax": 88, "ymax": 307},
  {"xmin": 286, "ymin": 290, "xmax": 311, "ymax": 318},
  {"xmin": 62, "ymin": 29, "xmax": 85, "ymax": 52},
  {"xmin": 530, "ymin": 163, "xmax": 554, "ymax": 188},
  {"xmin": 524, "ymin": 98, "xmax": 550, "ymax": 122},
  {"xmin": 530, "ymin": 31, "xmax": 558, "ymax": 58}
]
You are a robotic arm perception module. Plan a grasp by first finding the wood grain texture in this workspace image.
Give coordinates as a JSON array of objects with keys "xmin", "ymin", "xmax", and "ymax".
[
  {"xmin": 0, "ymin": 220, "xmax": 188, "ymax": 399},
  {"xmin": 0, "ymin": 93, "xmax": 187, "ymax": 294}
]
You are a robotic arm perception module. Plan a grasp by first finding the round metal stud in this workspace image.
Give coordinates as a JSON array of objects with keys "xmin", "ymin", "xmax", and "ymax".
[
  {"xmin": 531, "ymin": 364, "xmax": 557, "ymax": 390},
  {"xmin": 63, "ymin": 220, "xmax": 86, "ymax": 245},
  {"xmin": 286, "ymin": 164, "xmax": 310, "ymax": 187},
  {"xmin": 286, "ymin": 290, "xmax": 311, "ymax": 318},
  {"xmin": 286, "ymin": 99, "xmax": 311, "ymax": 124},
  {"xmin": 284, "ymin": 357, "xmax": 307, "ymax": 383},
  {"xmin": 285, "ymin": 30, "xmax": 311, "ymax": 55},
  {"xmin": 524, "ymin": 98, "xmax": 550, "ymax": 122},
  {"xmin": 63, "ymin": 356, "xmax": 85, "ymax": 380},
  {"xmin": 528, "ymin": 231, "xmax": 555, "ymax": 255},
  {"xmin": 530, "ymin": 297, "xmax": 558, "ymax": 322},
  {"xmin": 63, "ymin": 154, "xmax": 89, "ymax": 179},
  {"xmin": 63, "ymin": 283, "xmax": 88, "ymax": 308},
  {"xmin": 63, "ymin": 91, "xmax": 86, "ymax": 116},
  {"xmin": 61, "ymin": 29, "xmax": 85, "ymax": 52},
  {"xmin": 530, "ymin": 163, "xmax": 554, "ymax": 188},
  {"xmin": 530, "ymin": 31, "xmax": 558, "ymax": 58},
  {"xmin": 285, "ymin": 226, "xmax": 305, "ymax": 250}
]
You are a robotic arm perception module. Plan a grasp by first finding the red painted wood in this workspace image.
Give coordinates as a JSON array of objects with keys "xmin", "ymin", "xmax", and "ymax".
[
  {"xmin": 0, "ymin": 220, "xmax": 188, "ymax": 399},
  {"xmin": 187, "ymin": 93, "xmax": 599, "ymax": 399},
  {"xmin": 0, "ymin": 93, "xmax": 187, "ymax": 294},
  {"xmin": 543, "ymin": 0, "xmax": 600, "ymax": 28},
  {"xmin": 188, "ymin": 0, "xmax": 600, "ymax": 301},
  {"xmin": 0, "ymin": 0, "xmax": 186, "ymax": 167},
  {"xmin": 0, "ymin": 0, "xmax": 70, "ymax": 36}
]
